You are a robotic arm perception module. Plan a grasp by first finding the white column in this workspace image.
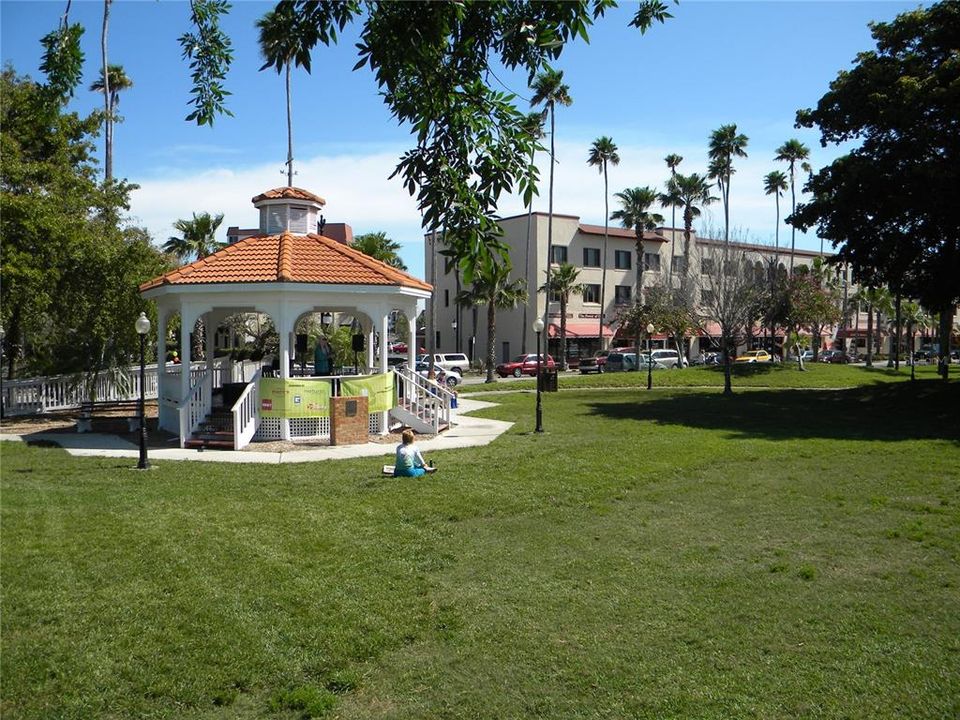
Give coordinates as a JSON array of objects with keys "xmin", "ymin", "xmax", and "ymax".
[
  {"xmin": 407, "ymin": 308, "xmax": 417, "ymax": 368},
  {"xmin": 366, "ymin": 322, "xmax": 375, "ymax": 373},
  {"xmin": 204, "ymin": 312, "xmax": 216, "ymax": 384},
  {"xmin": 379, "ymin": 312, "xmax": 389, "ymax": 373},
  {"xmin": 156, "ymin": 305, "xmax": 172, "ymax": 432}
]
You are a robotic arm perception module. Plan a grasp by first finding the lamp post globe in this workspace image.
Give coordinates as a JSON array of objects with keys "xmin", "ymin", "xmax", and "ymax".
[
  {"xmin": 645, "ymin": 323, "xmax": 655, "ymax": 391},
  {"xmin": 135, "ymin": 312, "xmax": 151, "ymax": 469},
  {"xmin": 532, "ymin": 318, "xmax": 545, "ymax": 433}
]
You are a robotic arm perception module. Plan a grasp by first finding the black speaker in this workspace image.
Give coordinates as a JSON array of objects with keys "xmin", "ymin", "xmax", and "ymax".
[
  {"xmin": 351, "ymin": 334, "xmax": 365, "ymax": 352},
  {"xmin": 295, "ymin": 334, "xmax": 308, "ymax": 353}
]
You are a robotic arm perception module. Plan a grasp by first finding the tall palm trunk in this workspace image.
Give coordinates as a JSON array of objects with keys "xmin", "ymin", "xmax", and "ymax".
[
  {"xmin": 865, "ymin": 301, "xmax": 874, "ymax": 367},
  {"xmin": 722, "ymin": 177, "xmax": 730, "ymax": 246},
  {"xmin": 100, "ymin": 0, "xmax": 112, "ymax": 181},
  {"xmin": 894, "ymin": 291, "xmax": 902, "ymax": 371},
  {"xmin": 543, "ymin": 103, "xmax": 555, "ymax": 360},
  {"xmin": 559, "ymin": 295, "xmax": 568, "ymax": 371},
  {"xmin": 285, "ymin": 61, "xmax": 293, "ymax": 186},
  {"xmin": 789, "ymin": 162, "xmax": 797, "ymax": 273},
  {"xmin": 522, "ymin": 147, "xmax": 534, "ymax": 354},
  {"xmin": 485, "ymin": 301, "xmax": 496, "ymax": 384},
  {"xmin": 598, "ymin": 161, "xmax": 609, "ymax": 350}
]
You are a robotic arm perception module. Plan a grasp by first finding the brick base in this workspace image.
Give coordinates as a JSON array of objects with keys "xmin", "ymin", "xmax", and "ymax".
[{"xmin": 330, "ymin": 396, "xmax": 369, "ymax": 446}]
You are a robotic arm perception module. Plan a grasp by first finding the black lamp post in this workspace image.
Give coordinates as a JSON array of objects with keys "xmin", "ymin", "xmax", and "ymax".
[
  {"xmin": 135, "ymin": 312, "xmax": 151, "ymax": 470},
  {"xmin": 533, "ymin": 318, "xmax": 544, "ymax": 433},
  {"xmin": 646, "ymin": 323, "xmax": 655, "ymax": 391}
]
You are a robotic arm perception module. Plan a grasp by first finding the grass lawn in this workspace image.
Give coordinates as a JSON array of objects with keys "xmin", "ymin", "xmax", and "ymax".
[{"xmin": 2, "ymin": 379, "xmax": 959, "ymax": 719}]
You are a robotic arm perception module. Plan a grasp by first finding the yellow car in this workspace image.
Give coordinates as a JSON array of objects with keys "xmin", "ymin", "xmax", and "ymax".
[{"xmin": 734, "ymin": 350, "xmax": 773, "ymax": 363}]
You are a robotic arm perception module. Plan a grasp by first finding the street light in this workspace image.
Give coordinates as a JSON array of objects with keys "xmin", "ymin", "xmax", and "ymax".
[
  {"xmin": 451, "ymin": 319, "xmax": 458, "ymax": 353},
  {"xmin": 646, "ymin": 323, "xmax": 655, "ymax": 390},
  {"xmin": 533, "ymin": 317, "xmax": 544, "ymax": 433},
  {"xmin": 135, "ymin": 312, "xmax": 151, "ymax": 470}
]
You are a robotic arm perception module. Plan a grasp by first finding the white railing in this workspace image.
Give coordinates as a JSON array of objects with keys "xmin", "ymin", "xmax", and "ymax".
[
  {"xmin": 231, "ymin": 369, "xmax": 262, "ymax": 450},
  {"xmin": 1, "ymin": 358, "xmax": 234, "ymax": 417},
  {"xmin": 393, "ymin": 366, "xmax": 455, "ymax": 434},
  {"xmin": 177, "ymin": 370, "xmax": 212, "ymax": 448}
]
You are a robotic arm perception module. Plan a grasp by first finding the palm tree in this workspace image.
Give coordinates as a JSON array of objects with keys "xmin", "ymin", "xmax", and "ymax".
[
  {"xmin": 521, "ymin": 111, "xmax": 545, "ymax": 353},
  {"xmin": 668, "ymin": 173, "xmax": 717, "ymax": 282},
  {"xmin": 90, "ymin": 63, "xmax": 131, "ymax": 181},
  {"xmin": 763, "ymin": 170, "xmax": 789, "ymax": 263},
  {"xmin": 530, "ymin": 68, "xmax": 572, "ymax": 340},
  {"xmin": 774, "ymin": 138, "xmax": 811, "ymax": 273},
  {"xmin": 662, "ymin": 153, "xmax": 683, "ymax": 277},
  {"xmin": 457, "ymin": 264, "xmax": 528, "ymax": 383},
  {"xmin": 707, "ymin": 124, "xmax": 749, "ymax": 245},
  {"xmin": 163, "ymin": 212, "xmax": 225, "ymax": 262},
  {"xmin": 351, "ymin": 232, "xmax": 407, "ymax": 270},
  {"xmin": 587, "ymin": 136, "xmax": 620, "ymax": 348},
  {"xmin": 540, "ymin": 263, "xmax": 585, "ymax": 371},
  {"xmin": 257, "ymin": 5, "xmax": 313, "ymax": 186},
  {"xmin": 611, "ymin": 187, "xmax": 664, "ymax": 359}
]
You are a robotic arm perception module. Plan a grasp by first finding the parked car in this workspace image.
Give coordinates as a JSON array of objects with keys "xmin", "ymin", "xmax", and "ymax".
[
  {"xmin": 417, "ymin": 352, "xmax": 470, "ymax": 375},
  {"xmin": 692, "ymin": 351, "xmax": 721, "ymax": 366},
  {"xmin": 646, "ymin": 348, "xmax": 688, "ymax": 368},
  {"xmin": 820, "ymin": 349, "xmax": 850, "ymax": 364},
  {"xmin": 787, "ymin": 349, "xmax": 815, "ymax": 362},
  {"xmin": 913, "ymin": 349, "xmax": 936, "ymax": 364},
  {"xmin": 578, "ymin": 350, "xmax": 611, "ymax": 374},
  {"xmin": 413, "ymin": 361, "xmax": 461, "ymax": 387},
  {"xmin": 734, "ymin": 350, "xmax": 774, "ymax": 364},
  {"xmin": 495, "ymin": 353, "xmax": 555, "ymax": 378},
  {"xmin": 606, "ymin": 351, "xmax": 662, "ymax": 372}
]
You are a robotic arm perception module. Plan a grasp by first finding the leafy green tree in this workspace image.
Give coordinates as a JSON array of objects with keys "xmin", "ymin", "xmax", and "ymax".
[
  {"xmin": 456, "ymin": 264, "xmax": 528, "ymax": 383},
  {"xmin": 163, "ymin": 212, "xmax": 225, "ymax": 262},
  {"xmin": 39, "ymin": 13, "xmax": 85, "ymax": 103},
  {"xmin": 1, "ymin": 68, "xmax": 170, "ymax": 382},
  {"xmin": 774, "ymin": 139, "xmax": 810, "ymax": 273},
  {"xmin": 257, "ymin": 3, "xmax": 314, "ymax": 186},
  {"xmin": 539, "ymin": 263, "xmax": 584, "ymax": 371},
  {"xmin": 90, "ymin": 63, "xmax": 132, "ymax": 182},
  {"xmin": 707, "ymin": 124, "xmax": 748, "ymax": 246},
  {"xmin": 587, "ymin": 136, "xmax": 620, "ymax": 346},
  {"xmin": 352, "ymin": 232, "xmax": 407, "ymax": 270},
  {"xmin": 793, "ymin": 1, "xmax": 959, "ymax": 378},
  {"xmin": 178, "ymin": 1, "xmax": 674, "ymax": 285}
]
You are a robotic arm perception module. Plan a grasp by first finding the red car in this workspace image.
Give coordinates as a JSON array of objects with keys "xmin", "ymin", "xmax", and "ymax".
[{"xmin": 496, "ymin": 353, "xmax": 556, "ymax": 378}]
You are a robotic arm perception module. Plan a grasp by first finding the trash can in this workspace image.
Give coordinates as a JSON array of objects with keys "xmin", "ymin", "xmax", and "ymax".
[{"xmin": 538, "ymin": 368, "xmax": 558, "ymax": 392}]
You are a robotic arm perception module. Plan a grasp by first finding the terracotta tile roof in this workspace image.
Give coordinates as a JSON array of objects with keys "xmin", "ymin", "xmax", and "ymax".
[
  {"xmin": 140, "ymin": 232, "xmax": 431, "ymax": 292},
  {"xmin": 251, "ymin": 186, "xmax": 326, "ymax": 205},
  {"xmin": 578, "ymin": 223, "xmax": 667, "ymax": 242}
]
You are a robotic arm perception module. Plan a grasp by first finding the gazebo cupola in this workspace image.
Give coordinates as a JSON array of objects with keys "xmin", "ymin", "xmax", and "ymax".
[{"xmin": 252, "ymin": 186, "xmax": 326, "ymax": 235}]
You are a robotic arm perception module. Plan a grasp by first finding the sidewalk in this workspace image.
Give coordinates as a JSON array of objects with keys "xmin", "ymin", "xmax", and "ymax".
[{"xmin": 0, "ymin": 398, "xmax": 512, "ymax": 464}]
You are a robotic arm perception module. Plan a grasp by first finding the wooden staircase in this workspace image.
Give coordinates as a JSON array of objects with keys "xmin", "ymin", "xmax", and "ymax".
[{"xmin": 184, "ymin": 409, "xmax": 235, "ymax": 450}]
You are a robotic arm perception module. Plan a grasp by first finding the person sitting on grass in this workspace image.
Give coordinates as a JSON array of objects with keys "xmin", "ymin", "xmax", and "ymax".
[{"xmin": 393, "ymin": 429, "xmax": 434, "ymax": 477}]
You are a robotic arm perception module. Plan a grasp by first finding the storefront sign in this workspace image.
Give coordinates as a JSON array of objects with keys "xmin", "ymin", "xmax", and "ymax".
[{"xmin": 578, "ymin": 313, "xmax": 601, "ymax": 319}]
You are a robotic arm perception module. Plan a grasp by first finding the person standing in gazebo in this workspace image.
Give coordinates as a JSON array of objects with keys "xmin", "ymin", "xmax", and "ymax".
[{"xmin": 314, "ymin": 336, "xmax": 332, "ymax": 376}]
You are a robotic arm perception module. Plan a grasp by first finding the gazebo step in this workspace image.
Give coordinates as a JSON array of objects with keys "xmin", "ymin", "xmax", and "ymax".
[{"xmin": 184, "ymin": 438, "xmax": 236, "ymax": 450}]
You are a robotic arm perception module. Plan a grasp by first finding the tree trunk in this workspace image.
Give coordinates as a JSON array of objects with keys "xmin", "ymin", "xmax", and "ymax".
[
  {"xmin": 543, "ymin": 103, "xmax": 555, "ymax": 341},
  {"xmin": 286, "ymin": 61, "xmax": 293, "ymax": 186},
  {"xmin": 865, "ymin": 302, "xmax": 874, "ymax": 367},
  {"xmin": 522, "ymin": 147, "xmax": 534, "ymax": 355},
  {"xmin": 894, "ymin": 292, "xmax": 902, "ymax": 371},
  {"xmin": 485, "ymin": 301, "xmax": 496, "ymax": 383},
  {"xmin": 789, "ymin": 164, "xmax": 796, "ymax": 273},
  {"xmin": 599, "ymin": 162, "xmax": 609, "ymax": 350},
  {"xmin": 559, "ymin": 296, "xmax": 567, "ymax": 371},
  {"xmin": 940, "ymin": 306, "xmax": 953, "ymax": 381},
  {"xmin": 722, "ymin": 332, "xmax": 732, "ymax": 394},
  {"xmin": 101, "ymin": 0, "xmax": 112, "ymax": 181}
]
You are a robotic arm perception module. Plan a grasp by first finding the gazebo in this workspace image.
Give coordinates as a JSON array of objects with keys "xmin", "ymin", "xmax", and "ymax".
[{"xmin": 139, "ymin": 187, "xmax": 436, "ymax": 448}]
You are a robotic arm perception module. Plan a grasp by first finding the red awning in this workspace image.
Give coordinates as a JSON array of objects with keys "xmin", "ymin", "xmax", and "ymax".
[{"xmin": 549, "ymin": 321, "xmax": 614, "ymax": 339}]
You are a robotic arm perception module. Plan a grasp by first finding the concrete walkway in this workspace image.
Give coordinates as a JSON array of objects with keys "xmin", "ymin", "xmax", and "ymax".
[{"xmin": 0, "ymin": 398, "xmax": 512, "ymax": 464}]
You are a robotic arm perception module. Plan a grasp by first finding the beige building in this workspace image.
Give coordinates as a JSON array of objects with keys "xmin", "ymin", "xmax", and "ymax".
[{"xmin": 426, "ymin": 211, "xmax": 869, "ymax": 365}]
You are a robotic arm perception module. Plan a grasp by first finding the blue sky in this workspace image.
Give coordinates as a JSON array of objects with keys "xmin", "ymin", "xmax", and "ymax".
[{"xmin": 2, "ymin": 1, "xmax": 923, "ymax": 279}]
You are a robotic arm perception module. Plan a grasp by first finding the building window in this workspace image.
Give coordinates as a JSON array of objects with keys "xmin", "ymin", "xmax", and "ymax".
[
  {"xmin": 551, "ymin": 246, "xmax": 568, "ymax": 264},
  {"xmin": 444, "ymin": 289, "xmax": 449, "ymax": 307},
  {"xmin": 549, "ymin": 288, "xmax": 562, "ymax": 303},
  {"xmin": 643, "ymin": 253, "xmax": 661, "ymax": 272},
  {"xmin": 289, "ymin": 206, "xmax": 309, "ymax": 233},
  {"xmin": 583, "ymin": 284, "xmax": 600, "ymax": 303},
  {"xmin": 724, "ymin": 260, "xmax": 737, "ymax": 277},
  {"xmin": 615, "ymin": 285, "xmax": 631, "ymax": 305},
  {"xmin": 701, "ymin": 257, "xmax": 715, "ymax": 275},
  {"xmin": 615, "ymin": 250, "xmax": 631, "ymax": 270},
  {"xmin": 583, "ymin": 248, "xmax": 601, "ymax": 267},
  {"xmin": 701, "ymin": 289, "xmax": 715, "ymax": 305},
  {"xmin": 673, "ymin": 256, "xmax": 687, "ymax": 274}
]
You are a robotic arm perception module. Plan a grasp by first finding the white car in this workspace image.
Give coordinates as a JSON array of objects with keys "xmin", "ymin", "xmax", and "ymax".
[
  {"xmin": 645, "ymin": 349, "xmax": 688, "ymax": 368},
  {"xmin": 417, "ymin": 353, "xmax": 470, "ymax": 375}
]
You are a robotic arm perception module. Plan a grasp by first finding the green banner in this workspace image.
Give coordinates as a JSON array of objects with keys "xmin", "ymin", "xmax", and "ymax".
[
  {"xmin": 259, "ymin": 378, "xmax": 332, "ymax": 418},
  {"xmin": 340, "ymin": 372, "xmax": 395, "ymax": 414}
]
